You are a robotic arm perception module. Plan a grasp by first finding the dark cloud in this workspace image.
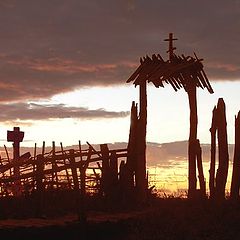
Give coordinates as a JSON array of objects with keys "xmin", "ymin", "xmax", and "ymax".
[
  {"xmin": 0, "ymin": 0, "xmax": 239, "ymax": 102},
  {"xmin": 0, "ymin": 102, "xmax": 129, "ymax": 122}
]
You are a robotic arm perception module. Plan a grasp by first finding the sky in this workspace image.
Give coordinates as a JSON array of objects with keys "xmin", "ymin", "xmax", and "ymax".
[{"xmin": 0, "ymin": 0, "xmax": 239, "ymax": 148}]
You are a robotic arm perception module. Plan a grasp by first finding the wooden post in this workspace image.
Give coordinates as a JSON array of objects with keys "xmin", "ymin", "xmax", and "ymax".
[
  {"xmin": 4, "ymin": 145, "xmax": 12, "ymax": 176},
  {"xmin": 230, "ymin": 111, "xmax": 240, "ymax": 199},
  {"xmin": 42, "ymin": 141, "xmax": 45, "ymax": 155},
  {"xmin": 33, "ymin": 143, "xmax": 37, "ymax": 173},
  {"xmin": 126, "ymin": 101, "xmax": 138, "ymax": 189},
  {"xmin": 136, "ymin": 81, "xmax": 147, "ymax": 199},
  {"xmin": 52, "ymin": 141, "xmax": 58, "ymax": 188},
  {"xmin": 196, "ymin": 139, "xmax": 206, "ymax": 197},
  {"xmin": 187, "ymin": 85, "xmax": 198, "ymax": 198},
  {"xmin": 110, "ymin": 151, "xmax": 118, "ymax": 184},
  {"xmin": 215, "ymin": 98, "xmax": 229, "ymax": 200},
  {"xmin": 79, "ymin": 140, "xmax": 83, "ymax": 162},
  {"xmin": 209, "ymin": 107, "xmax": 217, "ymax": 199},
  {"xmin": 36, "ymin": 154, "xmax": 44, "ymax": 217},
  {"xmin": 69, "ymin": 149, "xmax": 81, "ymax": 221},
  {"xmin": 60, "ymin": 142, "xmax": 71, "ymax": 189},
  {"xmin": 100, "ymin": 144, "xmax": 110, "ymax": 197}
]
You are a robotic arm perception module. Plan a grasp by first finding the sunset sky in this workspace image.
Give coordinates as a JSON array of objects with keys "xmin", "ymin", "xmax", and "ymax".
[{"xmin": 0, "ymin": 0, "xmax": 240, "ymax": 148}]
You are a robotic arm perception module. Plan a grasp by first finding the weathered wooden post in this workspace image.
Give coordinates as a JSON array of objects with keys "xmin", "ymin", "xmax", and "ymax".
[
  {"xmin": 195, "ymin": 139, "xmax": 206, "ymax": 197},
  {"xmin": 7, "ymin": 127, "xmax": 24, "ymax": 196},
  {"xmin": 100, "ymin": 144, "xmax": 110, "ymax": 197},
  {"xmin": 36, "ymin": 154, "xmax": 44, "ymax": 217},
  {"xmin": 110, "ymin": 151, "xmax": 118, "ymax": 185},
  {"xmin": 187, "ymin": 85, "xmax": 198, "ymax": 198},
  {"xmin": 209, "ymin": 107, "xmax": 217, "ymax": 199},
  {"xmin": 135, "ymin": 80, "xmax": 147, "ymax": 199},
  {"xmin": 230, "ymin": 111, "xmax": 240, "ymax": 199},
  {"xmin": 126, "ymin": 101, "xmax": 138, "ymax": 190},
  {"xmin": 60, "ymin": 142, "xmax": 71, "ymax": 189},
  {"xmin": 215, "ymin": 98, "xmax": 229, "ymax": 200},
  {"xmin": 69, "ymin": 149, "xmax": 81, "ymax": 221},
  {"xmin": 52, "ymin": 141, "xmax": 59, "ymax": 188}
]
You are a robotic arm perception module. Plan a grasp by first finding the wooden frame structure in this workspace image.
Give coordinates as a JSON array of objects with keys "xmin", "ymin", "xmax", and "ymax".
[{"xmin": 127, "ymin": 33, "xmax": 214, "ymax": 198}]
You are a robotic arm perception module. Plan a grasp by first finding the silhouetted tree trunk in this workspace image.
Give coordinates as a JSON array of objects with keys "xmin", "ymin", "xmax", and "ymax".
[
  {"xmin": 230, "ymin": 111, "xmax": 240, "ymax": 199},
  {"xmin": 209, "ymin": 107, "xmax": 217, "ymax": 199},
  {"xmin": 196, "ymin": 139, "xmax": 206, "ymax": 197},
  {"xmin": 135, "ymin": 81, "xmax": 147, "ymax": 199},
  {"xmin": 215, "ymin": 98, "xmax": 229, "ymax": 200},
  {"xmin": 187, "ymin": 85, "xmax": 197, "ymax": 198}
]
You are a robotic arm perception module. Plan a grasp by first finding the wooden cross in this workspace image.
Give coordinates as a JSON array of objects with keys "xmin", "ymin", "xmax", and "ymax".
[
  {"xmin": 164, "ymin": 33, "xmax": 178, "ymax": 62},
  {"xmin": 7, "ymin": 127, "xmax": 24, "ymax": 162},
  {"xmin": 7, "ymin": 127, "xmax": 24, "ymax": 195}
]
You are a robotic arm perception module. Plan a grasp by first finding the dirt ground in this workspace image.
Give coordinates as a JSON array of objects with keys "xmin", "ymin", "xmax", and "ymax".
[{"xmin": 1, "ymin": 199, "xmax": 240, "ymax": 239}]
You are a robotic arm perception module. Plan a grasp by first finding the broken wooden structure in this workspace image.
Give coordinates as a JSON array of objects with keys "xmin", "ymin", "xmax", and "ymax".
[
  {"xmin": 209, "ymin": 98, "xmax": 229, "ymax": 200},
  {"xmin": 0, "ymin": 131, "xmax": 128, "ymax": 219},
  {"xmin": 127, "ymin": 33, "xmax": 213, "ymax": 199}
]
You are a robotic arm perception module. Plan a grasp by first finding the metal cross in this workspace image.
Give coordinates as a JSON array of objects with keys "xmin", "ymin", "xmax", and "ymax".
[{"xmin": 164, "ymin": 33, "xmax": 178, "ymax": 62}]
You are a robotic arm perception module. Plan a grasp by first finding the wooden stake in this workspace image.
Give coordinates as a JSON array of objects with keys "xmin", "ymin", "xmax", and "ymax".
[
  {"xmin": 42, "ymin": 141, "xmax": 45, "ymax": 155},
  {"xmin": 196, "ymin": 139, "xmax": 206, "ymax": 197},
  {"xmin": 135, "ymin": 81, "xmax": 147, "ymax": 199},
  {"xmin": 187, "ymin": 85, "xmax": 198, "ymax": 198},
  {"xmin": 60, "ymin": 142, "xmax": 71, "ymax": 189},
  {"xmin": 209, "ymin": 106, "xmax": 217, "ymax": 199},
  {"xmin": 79, "ymin": 140, "xmax": 83, "ymax": 162},
  {"xmin": 69, "ymin": 149, "xmax": 81, "ymax": 221},
  {"xmin": 230, "ymin": 111, "xmax": 240, "ymax": 199},
  {"xmin": 36, "ymin": 154, "xmax": 44, "ymax": 217},
  {"xmin": 52, "ymin": 141, "xmax": 58, "ymax": 188},
  {"xmin": 126, "ymin": 101, "xmax": 138, "ymax": 189},
  {"xmin": 215, "ymin": 98, "xmax": 229, "ymax": 200},
  {"xmin": 100, "ymin": 144, "xmax": 110, "ymax": 197}
]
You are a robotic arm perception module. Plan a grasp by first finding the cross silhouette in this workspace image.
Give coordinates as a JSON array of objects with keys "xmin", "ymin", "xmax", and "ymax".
[
  {"xmin": 7, "ymin": 127, "xmax": 24, "ymax": 195},
  {"xmin": 164, "ymin": 33, "xmax": 178, "ymax": 62}
]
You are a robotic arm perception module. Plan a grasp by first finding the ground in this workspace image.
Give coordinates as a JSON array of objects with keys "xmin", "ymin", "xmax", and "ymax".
[{"xmin": 1, "ymin": 198, "xmax": 240, "ymax": 239}]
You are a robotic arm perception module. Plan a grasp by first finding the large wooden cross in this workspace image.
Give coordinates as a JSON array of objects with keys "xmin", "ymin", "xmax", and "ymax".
[{"xmin": 164, "ymin": 32, "xmax": 178, "ymax": 62}]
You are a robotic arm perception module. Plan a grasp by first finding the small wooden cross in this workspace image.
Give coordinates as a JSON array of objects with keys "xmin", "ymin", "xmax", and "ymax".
[
  {"xmin": 7, "ymin": 127, "xmax": 24, "ymax": 160},
  {"xmin": 164, "ymin": 33, "xmax": 178, "ymax": 62}
]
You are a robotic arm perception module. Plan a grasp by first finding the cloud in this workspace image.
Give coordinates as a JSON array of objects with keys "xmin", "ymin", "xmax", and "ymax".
[
  {"xmin": 0, "ymin": 102, "xmax": 129, "ymax": 122},
  {"xmin": 0, "ymin": 0, "xmax": 238, "ymax": 103}
]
